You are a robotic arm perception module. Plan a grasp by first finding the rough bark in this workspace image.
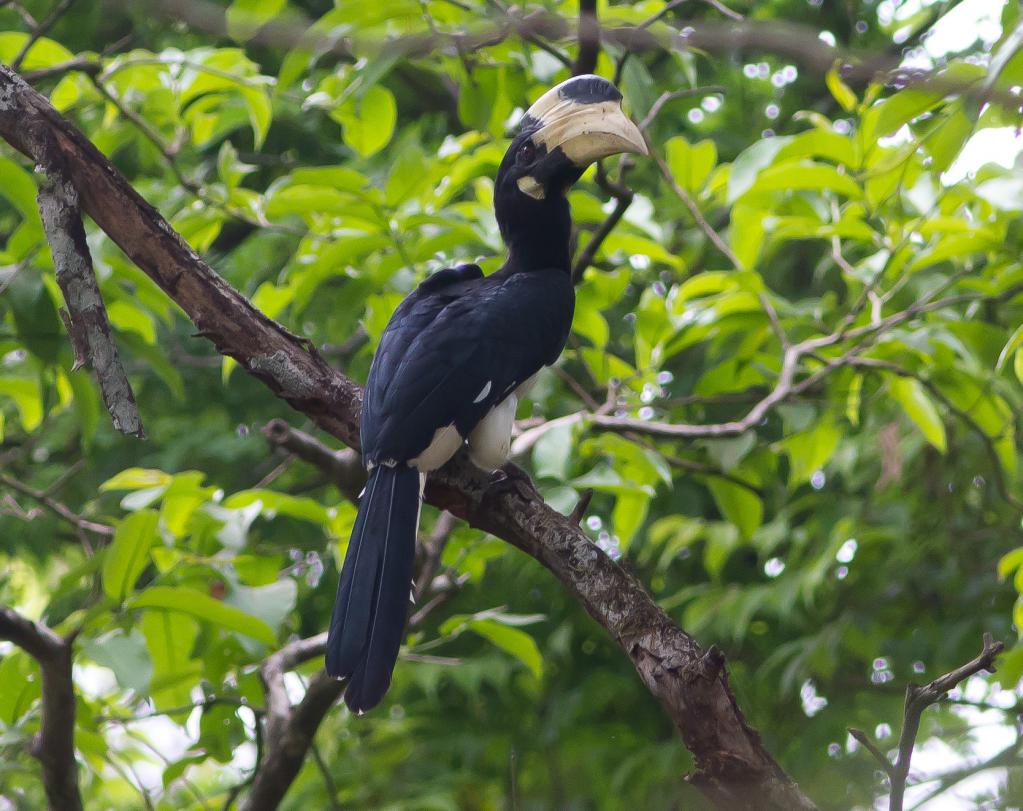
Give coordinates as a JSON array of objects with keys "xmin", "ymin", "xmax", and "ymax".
[
  {"xmin": 37, "ymin": 176, "xmax": 144, "ymax": 436},
  {"xmin": 244, "ymin": 636, "xmax": 340, "ymax": 811},
  {"xmin": 0, "ymin": 62, "xmax": 816, "ymax": 810},
  {"xmin": 0, "ymin": 607, "xmax": 81, "ymax": 811}
]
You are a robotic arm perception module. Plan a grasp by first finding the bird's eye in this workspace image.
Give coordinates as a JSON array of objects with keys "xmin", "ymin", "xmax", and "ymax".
[{"xmin": 516, "ymin": 141, "xmax": 536, "ymax": 164}]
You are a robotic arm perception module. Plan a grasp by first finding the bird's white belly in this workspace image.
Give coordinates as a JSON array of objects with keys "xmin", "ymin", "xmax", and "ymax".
[
  {"xmin": 468, "ymin": 373, "xmax": 539, "ymax": 471},
  {"xmin": 469, "ymin": 395, "xmax": 517, "ymax": 471},
  {"xmin": 410, "ymin": 424, "xmax": 463, "ymax": 471}
]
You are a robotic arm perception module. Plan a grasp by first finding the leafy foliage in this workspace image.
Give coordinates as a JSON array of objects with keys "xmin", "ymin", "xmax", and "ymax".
[{"xmin": 2, "ymin": 0, "xmax": 1023, "ymax": 808}]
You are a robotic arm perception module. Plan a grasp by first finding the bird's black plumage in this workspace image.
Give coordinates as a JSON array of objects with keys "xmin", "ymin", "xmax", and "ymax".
[
  {"xmin": 326, "ymin": 74, "xmax": 646, "ymax": 712},
  {"xmin": 363, "ymin": 266, "xmax": 574, "ymax": 465}
]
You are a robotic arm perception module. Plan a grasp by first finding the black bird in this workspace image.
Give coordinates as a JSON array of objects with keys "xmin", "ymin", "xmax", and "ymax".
[{"xmin": 326, "ymin": 74, "xmax": 647, "ymax": 712}]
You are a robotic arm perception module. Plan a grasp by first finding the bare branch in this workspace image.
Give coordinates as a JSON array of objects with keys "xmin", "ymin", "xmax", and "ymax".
[
  {"xmin": 572, "ymin": 173, "xmax": 632, "ymax": 283},
  {"xmin": 37, "ymin": 177, "xmax": 144, "ymax": 437},
  {"xmin": 0, "ymin": 471, "xmax": 114, "ymax": 539},
  {"xmin": 245, "ymin": 633, "xmax": 341, "ymax": 811},
  {"xmin": 261, "ymin": 419, "xmax": 365, "ymax": 504},
  {"xmin": 0, "ymin": 606, "xmax": 81, "ymax": 811},
  {"xmin": 650, "ymin": 141, "xmax": 741, "ymax": 267},
  {"xmin": 848, "ymin": 727, "xmax": 895, "ymax": 778},
  {"xmin": 414, "ymin": 510, "xmax": 458, "ymax": 604},
  {"xmin": 702, "ymin": 0, "xmax": 744, "ymax": 21},
  {"xmin": 888, "ymin": 634, "xmax": 1004, "ymax": 811},
  {"xmin": 11, "ymin": 0, "xmax": 77, "ymax": 71}
]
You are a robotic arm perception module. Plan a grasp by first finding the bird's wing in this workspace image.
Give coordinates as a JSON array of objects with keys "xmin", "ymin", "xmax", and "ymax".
[{"xmin": 362, "ymin": 269, "xmax": 574, "ymax": 466}]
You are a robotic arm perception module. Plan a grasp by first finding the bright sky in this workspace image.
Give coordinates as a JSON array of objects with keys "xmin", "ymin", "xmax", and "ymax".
[{"xmin": 929, "ymin": 0, "xmax": 1022, "ymax": 183}]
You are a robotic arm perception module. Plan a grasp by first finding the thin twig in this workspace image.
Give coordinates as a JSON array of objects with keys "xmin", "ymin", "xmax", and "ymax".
[
  {"xmin": 848, "ymin": 728, "xmax": 895, "ymax": 777},
  {"xmin": 414, "ymin": 511, "xmax": 458, "ymax": 604},
  {"xmin": 890, "ymin": 634, "xmax": 1004, "ymax": 811},
  {"xmin": 649, "ymin": 142, "xmax": 741, "ymax": 268},
  {"xmin": 11, "ymin": 0, "xmax": 77, "ymax": 71},
  {"xmin": 310, "ymin": 741, "xmax": 342, "ymax": 811},
  {"xmin": 638, "ymin": 86, "xmax": 726, "ymax": 132},
  {"xmin": 0, "ymin": 472, "xmax": 114, "ymax": 538}
]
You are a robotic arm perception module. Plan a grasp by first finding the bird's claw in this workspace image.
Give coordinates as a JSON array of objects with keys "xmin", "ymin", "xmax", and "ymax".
[{"xmin": 486, "ymin": 463, "xmax": 535, "ymax": 502}]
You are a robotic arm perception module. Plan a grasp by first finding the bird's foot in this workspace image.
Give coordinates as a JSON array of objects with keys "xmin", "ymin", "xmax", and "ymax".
[{"xmin": 486, "ymin": 462, "xmax": 535, "ymax": 502}]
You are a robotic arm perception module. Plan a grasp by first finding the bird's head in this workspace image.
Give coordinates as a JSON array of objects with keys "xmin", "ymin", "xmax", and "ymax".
[
  {"xmin": 499, "ymin": 74, "xmax": 647, "ymax": 201},
  {"xmin": 495, "ymin": 75, "xmax": 647, "ymax": 271}
]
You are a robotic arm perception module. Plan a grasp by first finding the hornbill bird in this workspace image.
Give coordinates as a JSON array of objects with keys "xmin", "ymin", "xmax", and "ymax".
[{"xmin": 326, "ymin": 74, "xmax": 647, "ymax": 712}]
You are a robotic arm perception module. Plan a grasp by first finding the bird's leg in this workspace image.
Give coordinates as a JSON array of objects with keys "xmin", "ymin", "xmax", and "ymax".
[{"xmin": 486, "ymin": 461, "xmax": 536, "ymax": 502}]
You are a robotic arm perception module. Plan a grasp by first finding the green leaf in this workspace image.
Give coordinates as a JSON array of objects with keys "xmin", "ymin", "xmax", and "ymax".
[
  {"xmin": 0, "ymin": 377, "xmax": 43, "ymax": 432},
  {"xmin": 141, "ymin": 610, "xmax": 200, "ymax": 709},
  {"xmin": 0, "ymin": 651, "xmax": 41, "ymax": 724},
  {"xmin": 0, "ymin": 32, "xmax": 74, "ymax": 70},
  {"xmin": 132, "ymin": 586, "xmax": 277, "ymax": 644},
  {"xmin": 224, "ymin": 579, "xmax": 297, "ymax": 633},
  {"xmin": 666, "ymin": 136, "xmax": 717, "ymax": 194},
  {"xmin": 923, "ymin": 102, "xmax": 974, "ymax": 173},
  {"xmin": 107, "ymin": 300, "xmax": 157, "ymax": 344},
  {"xmin": 102, "ymin": 509, "xmax": 160, "ymax": 602},
  {"xmin": 467, "ymin": 619, "xmax": 543, "ymax": 679},
  {"xmin": 998, "ymin": 547, "xmax": 1023, "ymax": 580},
  {"xmin": 846, "ymin": 373, "xmax": 863, "ymax": 427},
  {"xmin": 101, "ymin": 468, "xmax": 173, "ymax": 491},
  {"xmin": 333, "ymin": 84, "xmax": 397, "ymax": 158},
  {"xmin": 223, "ymin": 489, "xmax": 331, "ymax": 524},
  {"xmin": 7, "ymin": 272, "xmax": 62, "ymax": 365},
  {"xmin": 889, "ymin": 377, "xmax": 946, "ymax": 453},
  {"xmin": 707, "ymin": 479, "xmax": 762, "ymax": 540},
  {"xmin": 727, "ymin": 136, "xmax": 793, "ymax": 202},
  {"xmin": 746, "ymin": 162, "xmax": 862, "ymax": 199},
  {"xmin": 81, "ymin": 629, "xmax": 153, "ymax": 692},
  {"xmin": 864, "ymin": 87, "xmax": 943, "ymax": 141},
  {"xmin": 781, "ymin": 421, "xmax": 842, "ymax": 485},
  {"xmin": 163, "ymin": 754, "xmax": 207, "ymax": 790},
  {"xmin": 702, "ymin": 433, "xmax": 756, "ymax": 473},
  {"xmin": 0, "ymin": 156, "xmax": 42, "ymax": 222},
  {"xmin": 226, "ymin": 0, "xmax": 287, "ymax": 40},
  {"xmin": 996, "ymin": 324, "xmax": 1023, "ymax": 372},
  {"xmin": 826, "ymin": 65, "xmax": 858, "ymax": 112},
  {"xmin": 532, "ymin": 421, "xmax": 575, "ymax": 481},
  {"xmin": 613, "ymin": 491, "xmax": 651, "ymax": 550},
  {"xmin": 572, "ymin": 301, "xmax": 609, "ymax": 348}
]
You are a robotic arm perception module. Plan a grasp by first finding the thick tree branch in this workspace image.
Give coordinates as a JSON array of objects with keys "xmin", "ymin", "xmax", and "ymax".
[
  {"xmin": 261, "ymin": 419, "xmax": 365, "ymax": 504},
  {"xmin": 242, "ymin": 635, "xmax": 340, "ymax": 811},
  {"xmin": 37, "ymin": 176, "xmax": 144, "ymax": 437},
  {"xmin": 0, "ymin": 63, "xmax": 815, "ymax": 810},
  {"xmin": 0, "ymin": 606, "xmax": 81, "ymax": 811}
]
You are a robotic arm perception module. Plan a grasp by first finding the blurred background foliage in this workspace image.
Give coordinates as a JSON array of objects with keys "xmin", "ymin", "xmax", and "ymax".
[{"xmin": 2, "ymin": 0, "xmax": 1023, "ymax": 808}]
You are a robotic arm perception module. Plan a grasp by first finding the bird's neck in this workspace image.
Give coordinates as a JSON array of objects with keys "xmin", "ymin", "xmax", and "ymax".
[{"xmin": 498, "ymin": 194, "xmax": 572, "ymax": 274}]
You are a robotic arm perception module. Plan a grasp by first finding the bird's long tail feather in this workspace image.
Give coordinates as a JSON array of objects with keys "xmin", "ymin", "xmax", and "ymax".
[{"xmin": 325, "ymin": 464, "xmax": 420, "ymax": 712}]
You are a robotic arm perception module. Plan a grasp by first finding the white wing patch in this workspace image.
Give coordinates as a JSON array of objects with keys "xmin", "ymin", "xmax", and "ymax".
[{"xmin": 473, "ymin": 380, "xmax": 493, "ymax": 404}]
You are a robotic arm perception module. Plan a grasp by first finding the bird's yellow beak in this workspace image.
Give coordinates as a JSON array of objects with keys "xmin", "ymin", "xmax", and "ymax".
[
  {"xmin": 516, "ymin": 75, "xmax": 647, "ymax": 199},
  {"xmin": 525, "ymin": 85, "xmax": 648, "ymax": 165}
]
